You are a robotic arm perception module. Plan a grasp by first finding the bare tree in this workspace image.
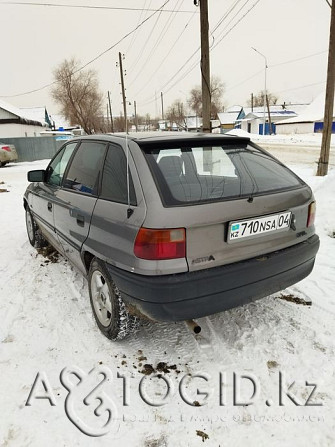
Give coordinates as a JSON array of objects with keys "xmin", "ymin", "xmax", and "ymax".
[
  {"xmin": 51, "ymin": 58, "xmax": 104, "ymax": 134},
  {"xmin": 166, "ymin": 100, "xmax": 188, "ymax": 130},
  {"xmin": 248, "ymin": 91, "xmax": 278, "ymax": 107},
  {"xmin": 188, "ymin": 76, "xmax": 225, "ymax": 118}
]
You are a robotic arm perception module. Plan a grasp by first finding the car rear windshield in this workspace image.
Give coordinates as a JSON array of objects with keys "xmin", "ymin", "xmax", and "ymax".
[{"xmin": 142, "ymin": 142, "xmax": 304, "ymax": 206}]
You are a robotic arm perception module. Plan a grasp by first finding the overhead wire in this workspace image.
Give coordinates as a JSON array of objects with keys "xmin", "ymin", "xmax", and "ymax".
[
  {"xmin": 131, "ymin": 9, "xmax": 197, "ymax": 99},
  {"xmin": 136, "ymin": 2, "xmax": 247, "ymax": 104},
  {"xmin": 127, "ymin": 0, "xmax": 183, "ymax": 88},
  {"xmin": 0, "ymin": 1, "xmax": 194, "ymax": 13},
  {"xmin": 125, "ymin": 0, "xmax": 150, "ymax": 55},
  {"xmin": 139, "ymin": 0, "xmax": 262, "ymax": 106},
  {"xmin": 0, "ymin": 0, "xmax": 171, "ymax": 98}
]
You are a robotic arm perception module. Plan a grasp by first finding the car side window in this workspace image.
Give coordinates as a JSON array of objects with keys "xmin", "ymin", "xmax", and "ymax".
[
  {"xmin": 100, "ymin": 144, "xmax": 137, "ymax": 205},
  {"xmin": 63, "ymin": 141, "xmax": 107, "ymax": 195},
  {"xmin": 46, "ymin": 142, "xmax": 77, "ymax": 186}
]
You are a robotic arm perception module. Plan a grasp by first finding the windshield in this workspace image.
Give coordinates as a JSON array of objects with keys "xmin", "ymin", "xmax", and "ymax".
[{"xmin": 143, "ymin": 142, "xmax": 304, "ymax": 206}]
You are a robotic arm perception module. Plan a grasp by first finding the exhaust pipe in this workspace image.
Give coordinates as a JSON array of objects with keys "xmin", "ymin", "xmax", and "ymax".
[{"xmin": 186, "ymin": 319, "xmax": 201, "ymax": 334}]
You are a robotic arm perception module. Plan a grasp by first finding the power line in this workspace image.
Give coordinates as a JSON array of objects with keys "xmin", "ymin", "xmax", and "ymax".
[
  {"xmin": 131, "ymin": 10, "xmax": 197, "ymax": 98},
  {"xmin": 127, "ymin": 1, "xmax": 163, "ymax": 73},
  {"xmin": 225, "ymin": 69, "xmax": 264, "ymax": 93},
  {"xmin": 212, "ymin": 0, "xmax": 249, "ymax": 33},
  {"xmin": 269, "ymin": 50, "xmax": 327, "ymax": 68},
  {"xmin": 0, "ymin": 1, "xmax": 195, "ymax": 13},
  {"xmin": 276, "ymin": 80, "xmax": 326, "ymax": 94},
  {"xmin": 127, "ymin": 0, "xmax": 183, "ymax": 88},
  {"xmin": 211, "ymin": 0, "xmax": 244, "ymax": 32},
  {"xmin": 136, "ymin": 2, "xmax": 248, "ymax": 103},
  {"xmin": 212, "ymin": 0, "xmax": 261, "ymax": 51},
  {"xmin": 0, "ymin": 0, "xmax": 171, "ymax": 98},
  {"xmin": 139, "ymin": 0, "xmax": 262, "ymax": 106},
  {"xmin": 125, "ymin": 0, "xmax": 150, "ymax": 54}
]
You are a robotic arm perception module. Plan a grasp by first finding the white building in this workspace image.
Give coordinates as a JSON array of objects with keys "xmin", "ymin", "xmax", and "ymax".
[
  {"xmin": 276, "ymin": 94, "xmax": 335, "ymax": 134},
  {"xmin": 217, "ymin": 106, "xmax": 244, "ymax": 132},
  {"xmin": 240, "ymin": 106, "xmax": 298, "ymax": 135},
  {"xmin": 0, "ymin": 100, "xmax": 49, "ymax": 138}
]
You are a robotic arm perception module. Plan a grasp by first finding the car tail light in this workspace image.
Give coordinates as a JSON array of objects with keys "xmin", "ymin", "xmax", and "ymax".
[
  {"xmin": 134, "ymin": 227, "xmax": 186, "ymax": 260},
  {"xmin": 307, "ymin": 201, "xmax": 316, "ymax": 227},
  {"xmin": 1, "ymin": 146, "xmax": 11, "ymax": 152}
]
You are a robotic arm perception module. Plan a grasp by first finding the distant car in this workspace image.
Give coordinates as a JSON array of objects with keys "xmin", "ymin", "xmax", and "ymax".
[
  {"xmin": 0, "ymin": 143, "xmax": 18, "ymax": 167},
  {"xmin": 23, "ymin": 133, "xmax": 319, "ymax": 341}
]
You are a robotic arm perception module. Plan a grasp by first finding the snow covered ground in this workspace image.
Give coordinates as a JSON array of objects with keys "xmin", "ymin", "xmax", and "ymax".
[{"xmin": 0, "ymin": 136, "xmax": 335, "ymax": 446}]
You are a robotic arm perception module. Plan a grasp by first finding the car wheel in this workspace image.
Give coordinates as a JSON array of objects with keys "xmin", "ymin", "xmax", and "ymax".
[
  {"xmin": 25, "ymin": 207, "xmax": 49, "ymax": 248},
  {"xmin": 88, "ymin": 258, "xmax": 139, "ymax": 341}
]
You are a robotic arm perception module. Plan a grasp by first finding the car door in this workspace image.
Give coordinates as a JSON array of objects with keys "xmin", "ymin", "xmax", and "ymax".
[
  {"xmin": 86, "ymin": 142, "xmax": 146, "ymax": 272},
  {"xmin": 30, "ymin": 141, "xmax": 78, "ymax": 252},
  {"xmin": 53, "ymin": 140, "xmax": 107, "ymax": 273}
]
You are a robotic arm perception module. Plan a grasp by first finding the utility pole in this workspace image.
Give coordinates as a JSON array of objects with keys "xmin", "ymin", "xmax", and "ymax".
[
  {"xmin": 134, "ymin": 100, "xmax": 138, "ymax": 132},
  {"xmin": 161, "ymin": 92, "xmax": 164, "ymax": 121},
  {"xmin": 199, "ymin": 0, "xmax": 211, "ymax": 133},
  {"xmin": 251, "ymin": 93, "xmax": 254, "ymax": 112},
  {"xmin": 107, "ymin": 90, "xmax": 114, "ymax": 133},
  {"xmin": 118, "ymin": 52, "xmax": 128, "ymax": 133},
  {"xmin": 317, "ymin": 3, "xmax": 335, "ymax": 176},
  {"xmin": 266, "ymin": 94, "xmax": 272, "ymax": 135}
]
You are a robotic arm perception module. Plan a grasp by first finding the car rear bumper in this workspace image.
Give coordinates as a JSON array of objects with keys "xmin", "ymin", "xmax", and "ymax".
[
  {"xmin": 0, "ymin": 151, "xmax": 18, "ymax": 163},
  {"xmin": 106, "ymin": 234, "xmax": 320, "ymax": 322}
]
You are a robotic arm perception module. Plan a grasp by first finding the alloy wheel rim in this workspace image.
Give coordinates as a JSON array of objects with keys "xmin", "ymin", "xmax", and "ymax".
[{"xmin": 91, "ymin": 270, "xmax": 112, "ymax": 327}]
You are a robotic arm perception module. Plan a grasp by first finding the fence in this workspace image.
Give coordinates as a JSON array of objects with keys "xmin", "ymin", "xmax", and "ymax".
[{"xmin": 0, "ymin": 137, "xmax": 66, "ymax": 162}]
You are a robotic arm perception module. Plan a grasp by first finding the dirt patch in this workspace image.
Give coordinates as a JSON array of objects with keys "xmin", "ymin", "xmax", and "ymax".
[
  {"xmin": 138, "ymin": 355, "xmax": 147, "ymax": 362},
  {"xmin": 141, "ymin": 364, "xmax": 155, "ymax": 375},
  {"xmin": 267, "ymin": 360, "xmax": 279, "ymax": 370},
  {"xmin": 278, "ymin": 294, "xmax": 312, "ymax": 306},
  {"xmin": 37, "ymin": 246, "xmax": 59, "ymax": 263},
  {"xmin": 196, "ymin": 430, "xmax": 209, "ymax": 442},
  {"xmin": 140, "ymin": 362, "xmax": 179, "ymax": 376},
  {"xmin": 156, "ymin": 362, "xmax": 177, "ymax": 373}
]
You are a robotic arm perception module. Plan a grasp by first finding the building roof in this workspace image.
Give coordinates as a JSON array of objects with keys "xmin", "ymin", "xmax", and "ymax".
[
  {"xmin": 226, "ymin": 105, "xmax": 243, "ymax": 113},
  {"xmin": 19, "ymin": 107, "xmax": 52, "ymax": 127},
  {"xmin": 241, "ymin": 110, "xmax": 297, "ymax": 121},
  {"xmin": 217, "ymin": 106, "xmax": 243, "ymax": 125},
  {"xmin": 276, "ymin": 93, "xmax": 334, "ymax": 125},
  {"xmin": 0, "ymin": 99, "xmax": 46, "ymax": 127}
]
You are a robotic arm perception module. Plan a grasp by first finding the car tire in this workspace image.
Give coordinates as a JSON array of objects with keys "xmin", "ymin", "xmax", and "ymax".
[
  {"xmin": 88, "ymin": 258, "xmax": 139, "ymax": 341},
  {"xmin": 25, "ymin": 207, "xmax": 49, "ymax": 248}
]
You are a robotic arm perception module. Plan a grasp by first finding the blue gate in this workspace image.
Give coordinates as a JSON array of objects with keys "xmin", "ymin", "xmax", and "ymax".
[
  {"xmin": 259, "ymin": 123, "xmax": 276, "ymax": 135},
  {"xmin": 314, "ymin": 122, "xmax": 335, "ymax": 133}
]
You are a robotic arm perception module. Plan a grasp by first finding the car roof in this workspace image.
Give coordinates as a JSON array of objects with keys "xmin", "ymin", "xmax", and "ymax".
[{"xmin": 69, "ymin": 132, "xmax": 251, "ymax": 146}]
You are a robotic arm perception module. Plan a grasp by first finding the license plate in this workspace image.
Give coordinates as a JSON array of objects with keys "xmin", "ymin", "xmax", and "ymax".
[{"xmin": 228, "ymin": 211, "xmax": 292, "ymax": 242}]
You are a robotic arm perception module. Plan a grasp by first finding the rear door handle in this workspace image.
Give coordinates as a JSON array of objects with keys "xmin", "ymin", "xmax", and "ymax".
[
  {"xmin": 76, "ymin": 215, "xmax": 85, "ymax": 227},
  {"xmin": 47, "ymin": 202, "xmax": 52, "ymax": 212}
]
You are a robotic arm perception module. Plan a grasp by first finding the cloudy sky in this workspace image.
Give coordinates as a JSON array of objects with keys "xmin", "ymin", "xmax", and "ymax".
[{"xmin": 0, "ymin": 0, "xmax": 331, "ymax": 118}]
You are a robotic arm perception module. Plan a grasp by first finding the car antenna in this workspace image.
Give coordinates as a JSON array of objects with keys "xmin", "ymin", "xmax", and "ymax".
[{"xmin": 125, "ymin": 119, "xmax": 133, "ymax": 219}]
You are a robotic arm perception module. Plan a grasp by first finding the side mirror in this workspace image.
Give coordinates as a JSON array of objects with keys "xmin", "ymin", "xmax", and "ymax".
[{"xmin": 27, "ymin": 170, "xmax": 46, "ymax": 182}]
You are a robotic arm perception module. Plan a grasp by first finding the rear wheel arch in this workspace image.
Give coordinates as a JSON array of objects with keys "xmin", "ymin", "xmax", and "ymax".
[{"xmin": 82, "ymin": 251, "xmax": 95, "ymax": 273}]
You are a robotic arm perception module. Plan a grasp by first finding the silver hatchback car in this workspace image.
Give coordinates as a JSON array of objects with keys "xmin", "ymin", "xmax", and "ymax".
[{"xmin": 24, "ymin": 133, "xmax": 319, "ymax": 340}]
